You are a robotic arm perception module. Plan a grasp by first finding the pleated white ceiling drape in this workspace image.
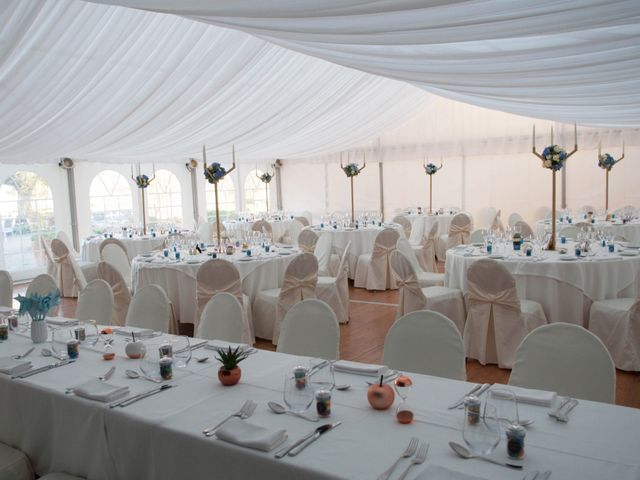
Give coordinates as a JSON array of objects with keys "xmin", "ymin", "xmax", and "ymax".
[
  {"xmin": 0, "ymin": 0, "xmax": 430, "ymax": 163},
  {"xmin": 92, "ymin": 0, "xmax": 640, "ymax": 127}
]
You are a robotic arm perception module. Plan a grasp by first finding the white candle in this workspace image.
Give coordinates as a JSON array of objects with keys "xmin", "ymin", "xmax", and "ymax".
[
  {"xmin": 232, "ymin": 144, "xmax": 235, "ymax": 164},
  {"xmin": 550, "ymin": 126, "xmax": 554, "ymax": 145},
  {"xmin": 533, "ymin": 124, "xmax": 536, "ymax": 149},
  {"xmin": 202, "ymin": 144, "xmax": 207, "ymax": 166},
  {"xmin": 622, "ymin": 140, "xmax": 625, "ymax": 156},
  {"xmin": 574, "ymin": 122, "xmax": 578, "ymax": 147},
  {"xmin": 598, "ymin": 141, "xmax": 601, "ymax": 157}
]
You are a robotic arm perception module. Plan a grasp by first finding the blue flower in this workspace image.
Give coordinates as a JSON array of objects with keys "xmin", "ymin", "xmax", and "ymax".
[
  {"xmin": 424, "ymin": 163, "xmax": 439, "ymax": 175},
  {"xmin": 342, "ymin": 163, "xmax": 360, "ymax": 177},
  {"xmin": 541, "ymin": 144, "xmax": 568, "ymax": 171},
  {"xmin": 205, "ymin": 162, "xmax": 227, "ymax": 183}
]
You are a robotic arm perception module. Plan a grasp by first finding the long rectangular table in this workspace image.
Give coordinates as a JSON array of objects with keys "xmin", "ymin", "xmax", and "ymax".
[{"xmin": 1, "ymin": 327, "xmax": 639, "ymax": 479}]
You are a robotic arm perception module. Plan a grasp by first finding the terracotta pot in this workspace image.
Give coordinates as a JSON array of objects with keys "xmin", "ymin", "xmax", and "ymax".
[{"xmin": 218, "ymin": 366, "xmax": 241, "ymax": 386}]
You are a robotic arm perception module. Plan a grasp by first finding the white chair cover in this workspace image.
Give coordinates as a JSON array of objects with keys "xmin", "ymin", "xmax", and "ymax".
[
  {"xmin": 252, "ymin": 219, "xmax": 273, "ymax": 238},
  {"xmin": 314, "ymin": 232, "xmax": 333, "ymax": 276},
  {"xmin": 294, "ymin": 216, "xmax": 310, "ymax": 227},
  {"xmin": 99, "ymin": 239, "xmax": 132, "ymax": 289},
  {"xmin": 56, "ymin": 230, "xmax": 79, "ymax": 257},
  {"xmin": 0, "ymin": 442, "xmax": 33, "ymax": 480},
  {"xmin": 396, "ymin": 237, "xmax": 444, "ymax": 287},
  {"xmin": 40, "ymin": 237, "xmax": 58, "ymax": 279},
  {"xmin": 354, "ymin": 228, "xmax": 399, "ymax": 290},
  {"xmin": 559, "ymin": 225, "xmax": 581, "ymax": 240},
  {"xmin": 514, "ymin": 220, "xmax": 534, "ymax": 238},
  {"xmin": 510, "ymin": 323, "xmax": 616, "ymax": 403},
  {"xmin": 389, "ymin": 251, "xmax": 465, "ymax": 331},
  {"xmin": 476, "ymin": 207, "xmax": 497, "ymax": 230},
  {"xmin": 439, "ymin": 213, "xmax": 472, "ymax": 258},
  {"xmin": 469, "ymin": 229, "xmax": 486, "ymax": 244},
  {"xmin": 508, "ymin": 212, "xmax": 524, "ymax": 227},
  {"xmin": 300, "ymin": 211, "xmax": 313, "ymax": 225},
  {"xmin": 298, "ymin": 229, "xmax": 319, "ymax": 253},
  {"xmin": 383, "ymin": 310, "xmax": 466, "ymax": 380},
  {"xmin": 0, "ymin": 270, "xmax": 13, "ymax": 308},
  {"xmin": 277, "ymin": 299, "xmax": 339, "ymax": 360},
  {"xmin": 285, "ymin": 219, "xmax": 304, "ymax": 245},
  {"xmin": 589, "ymin": 298, "xmax": 640, "ymax": 371},
  {"xmin": 50, "ymin": 238, "xmax": 79, "ymax": 298},
  {"xmin": 463, "ymin": 259, "xmax": 547, "ymax": 369},
  {"xmin": 75, "ymin": 279, "xmax": 114, "ymax": 325},
  {"xmin": 392, "ymin": 215, "xmax": 412, "ymax": 239},
  {"xmin": 416, "ymin": 222, "xmax": 438, "ymax": 272},
  {"xmin": 196, "ymin": 259, "xmax": 254, "ymax": 344},
  {"xmin": 197, "ymin": 292, "xmax": 245, "ymax": 343},
  {"xmin": 490, "ymin": 209, "xmax": 505, "ymax": 232},
  {"xmin": 196, "ymin": 222, "xmax": 213, "ymax": 243},
  {"xmin": 26, "ymin": 274, "xmax": 59, "ymax": 316},
  {"xmin": 408, "ymin": 215, "xmax": 425, "ymax": 246},
  {"xmin": 125, "ymin": 284, "xmax": 172, "ymax": 333},
  {"xmin": 316, "ymin": 241, "xmax": 351, "ymax": 324},
  {"xmin": 96, "ymin": 261, "xmax": 130, "ymax": 326}
]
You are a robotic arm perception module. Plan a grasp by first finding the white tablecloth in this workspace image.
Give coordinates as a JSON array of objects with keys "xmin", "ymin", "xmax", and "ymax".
[
  {"xmin": 81, "ymin": 235, "xmax": 166, "ymax": 262},
  {"xmin": 445, "ymin": 245, "xmax": 640, "ymax": 326},
  {"xmin": 132, "ymin": 249, "xmax": 298, "ymax": 325},
  {"xmin": 224, "ymin": 219, "xmax": 294, "ymax": 242},
  {"xmin": 310, "ymin": 224, "xmax": 401, "ymax": 278},
  {"xmin": 406, "ymin": 213, "xmax": 454, "ymax": 240},
  {"xmin": 535, "ymin": 219, "xmax": 640, "ymax": 243},
  {"xmin": 0, "ymin": 328, "xmax": 639, "ymax": 480}
]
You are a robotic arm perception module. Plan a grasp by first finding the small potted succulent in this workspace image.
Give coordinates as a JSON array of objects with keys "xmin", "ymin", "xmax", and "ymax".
[{"xmin": 215, "ymin": 346, "xmax": 250, "ymax": 386}]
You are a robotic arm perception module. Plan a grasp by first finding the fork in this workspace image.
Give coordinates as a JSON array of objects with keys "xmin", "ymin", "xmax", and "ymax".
[
  {"xmin": 397, "ymin": 443, "xmax": 429, "ymax": 480},
  {"xmin": 377, "ymin": 437, "xmax": 419, "ymax": 480},
  {"xmin": 551, "ymin": 399, "xmax": 578, "ymax": 423},
  {"xmin": 203, "ymin": 400, "xmax": 257, "ymax": 436},
  {"xmin": 548, "ymin": 397, "xmax": 572, "ymax": 421}
]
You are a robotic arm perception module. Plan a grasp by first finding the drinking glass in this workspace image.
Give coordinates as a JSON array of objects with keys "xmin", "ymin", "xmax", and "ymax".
[
  {"xmin": 283, "ymin": 369, "xmax": 314, "ymax": 413},
  {"xmin": 50, "ymin": 327, "xmax": 68, "ymax": 360},
  {"xmin": 139, "ymin": 343, "xmax": 164, "ymax": 381},
  {"xmin": 485, "ymin": 388, "xmax": 519, "ymax": 427},
  {"xmin": 308, "ymin": 360, "xmax": 335, "ymax": 392},
  {"xmin": 171, "ymin": 335, "xmax": 192, "ymax": 368},
  {"xmin": 463, "ymin": 403, "xmax": 501, "ymax": 456}
]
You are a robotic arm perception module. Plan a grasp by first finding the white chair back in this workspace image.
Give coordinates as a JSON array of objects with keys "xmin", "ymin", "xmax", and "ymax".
[
  {"xmin": 26, "ymin": 274, "xmax": 59, "ymax": 315},
  {"xmin": 125, "ymin": 284, "xmax": 172, "ymax": 332},
  {"xmin": 196, "ymin": 222, "xmax": 213, "ymax": 243},
  {"xmin": 76, "ymin": 279, "xmax": 114, "ymax": 324},
  {"xmin": 392, "ymin": 215, "xmax": 412, "ymax": 239},
  {"xmin": 476, "ymin": 207, "xmax": 497, "ymax": 230},
  {"xmin": 100, "ymin": 240, "xmax": 131, "ymax": 285},
  {"xmin": 514, "ymin": 220, "xmax": 534, "ymax": 238},
  {"xmin": 491, "ymin": 209, "xmax": 505, "ymax": 232},
  {"xmin": 335, "ymin": 241, "xmax": 352, "ymax": 279},
  {"xmin": 396, "ymin": 238, "xmax": 422, "ymax": 274},
  {"xmin": 277, "ymin": 299, "xmax": 339, "ymax": 360},
  {"xmin": 274, "ymin": 253, "xmax": 319, "ymax": 343},
  {"xmin": 313, "ymin": 232, "xmax": 333, "ymax": 274},
  {"xmin": 508, "ymin": 212, "xmax": 524, "ymax": 227},
  {"xmin": 56, "ymin": 230, "xmax": 78, "ymax": 256},
  {"xmin": 446, "ymin": 213, "xmax": 472, "ymax": 249},
  {"xmin": 419, "ymin": 222, "xmax": 439, "ymax": 272},
  {"xmin": 294, "ymin": 216, "xmax": 310, "ymax": 227},
  {"xmin": 197, "ymin": 292, "xmax": 244, "ymax": 343},
  {"xmin": 368, "ymin": 228, "xmax": 400, "ymax": 290},
  {"xmin": 390, "ymin": 251, "xmax": 427, "ymax": 318},
  {"xmin": 383, "ymin": 310, "xmax": 465, "ymax": 380},
  {"xmin": 509, "ymin": 323, "xmax": 616, "ymax": 403},
  {"xmin": 96, "ymin": 261, "xmax": 131, "ymax": 326},
  {"xmin": 196, "ymin": 259, "xmax": 243, "ymax": 319},
  {"xmin": 50, "ymin": 238, "xmax": 78, "ymax": 297},
  {"xmin": 469, "ymin": 229, "xmax": 486, "ymax": 244},
  {"xmin": 40, "ymin": 237, "xmax": 58, "ymax": 279},
  {"xmin": 298, "ymin": 229, "xmax": 319, "ymax": 253},
  {"xmin": 286, "ymin": 219, "xmax": 304, "ymax": 245},
  {"xmin": 408, "ymin": 215, "xmax": 425, "ymax": 245},
  {"xmin": 464, "ymin": 258, "xmax": 525, "ymax": 368},
  {"xmin": 252, "ymin": 220, "xmax": 272, "ymax": 235},
  {"xmin": 0, "ymin": 270, "xmax": 13, "ymax": 308}
]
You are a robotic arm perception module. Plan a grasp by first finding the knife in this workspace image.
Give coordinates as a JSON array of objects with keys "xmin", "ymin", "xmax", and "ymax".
[
  {"xmin": 12, "ymin": 359, "xmax": 75, "ymax": 379},
  {"xmin": 456, "ymin": 383, "xmax": 491, "ymax": 409},
  {"xmin": 110, "ymin": 384, "xmax": 173, "ymax": 408},
  {"xmin": 448, "ymin": 384, "xmax": 481, "ymax": 409},
  {"xmin": 288, "ymin": 421, "xmax": 342, "ymax": 456},
  {"xmin": 275, "ymin": 424, "xmax": 325, "ymax": 459}
]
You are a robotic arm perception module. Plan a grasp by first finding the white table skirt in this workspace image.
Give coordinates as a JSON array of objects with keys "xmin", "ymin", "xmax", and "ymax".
[
  {"xmin": 445, "ymin": 246, "xmax": 640, "ymax": 326},
  {"xmin": 0, "ymin": 329, "xmax": 639, "ymax": 480},
  {"xmin": 310, "ymin": 224, "xmax": 402, "ymax": 279},
  {"xmin": 406, "ymin": 213, "xmax": 454, "ymax": 240},
  {"xmin": 81, "ymin": 235, "xmax": 166, "ymax": 262},
  {"xmin": 132, "ymin": 251, "xmax": 298, "ymax": 325},
  {"xmin": 535, "ymin": 219, "xmax": 640, "ymax": 243}
]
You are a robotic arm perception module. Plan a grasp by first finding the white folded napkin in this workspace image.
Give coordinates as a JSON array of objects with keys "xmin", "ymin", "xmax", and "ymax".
[
  {"xmin": 114, "ymin": 327, "xmax": 155, "ymax": 337},
  {"xmin": 73, "ymin": 379, "xmax": 129, "ymax": 402},
  {"xmin": 490, "ymin": 384, "xmax": 556, "ymax": 407},
  {"xmin": 333, "ymin": 360, "xmax": 387, "ymax": 377},
  {"xmin": 415, "ymin": 465, "xmax": 487, "ymax": 480},
  {"xmin": 215, "ymin": 417, "xmax": 287, "ymax": 452},
  {"xmin": 0, "ymin": 357, "xmax": 32, "ymax": 376},
  {"xmin": 46, "ymin": 316, "xmax": 79, "ymax": 326}
]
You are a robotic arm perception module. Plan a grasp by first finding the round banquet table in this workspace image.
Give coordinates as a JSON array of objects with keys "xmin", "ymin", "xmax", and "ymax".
[
  {"xmin": 445, "ymin": 243, "xmax": 640, "ymax": 327},
  {"xmin": 81, "ymin": 234, "xmax": 166, "ymax": 262},
  {"xmin": 406, "ymin": 213, "xmax": 454, "ymax": 240},
  {"xmin": 132, "ymin": 248, "xmax": 299, "ymax": 325},
  {"xmin": 310, "ymin": 223, "xmax": 402, "ymax": 279},
  {"xmin": 535, "ymin": 219, "xmax": 640, "ymax": 244},
  {"xmin": 224, "ymin": 218, "xmax": 293, "ymax": 242}
]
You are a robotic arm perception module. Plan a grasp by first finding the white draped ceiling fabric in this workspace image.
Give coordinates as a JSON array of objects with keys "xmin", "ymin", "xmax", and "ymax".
[
  {"xmin": 91, "ymin": 0, "xmax": 640, "ymax": 128},
  {"xmin": 0, "ymin": 0, "xmax": 430, "ymax": 164}
]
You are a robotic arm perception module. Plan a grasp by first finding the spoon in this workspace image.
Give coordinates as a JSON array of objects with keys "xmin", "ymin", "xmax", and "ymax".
[
  {"xmin": 334, "ymin": 384, "xmax": 351, "ymax": 391},
  {"xmin": 125, "ymin": 369, "xmax": 162, "ymax": 383},
  {"xmin": 12, "ymin": 347, "xmax": 35, "ymax": 360},
  {"xmin": 195, "ymin": 356, "xmax": 209, "ymax": 363},
  {"xmin": 267, "ymin": 401, "xmax": 318, "ymax": 422},
  {"xmin": 448, "ymin": 442, "xmax": 522, "ymax": 469}
]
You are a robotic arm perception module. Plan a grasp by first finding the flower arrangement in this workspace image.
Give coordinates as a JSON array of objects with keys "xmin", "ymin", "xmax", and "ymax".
[
  {"xmin": 541, "ymin": 145, "xmax": 568, "ymax": 171},
  {"xmin": 342, "ymin": 163, "xmax": 361, "ymax": 177},
  {"xmin": 15, "ymin": 291, "xmax": 60, "ymax": 321},
  {"xmin": 204, "ymin": 162, "xmax": 227, "ymax": 184},
  {"xmin": 134, "ymin": 174, "xmax": 151, "ymax": 189},
  {"xmin": 424, "ymin": 163, "xmax": 440, "ymax": 175},
  {"xmin": 598, "ymin": 153, "xmax": 617, "ymax": 171},
  {"xmin": 259, "ymin": 172, "xmax": 273, "ymax": 183}
]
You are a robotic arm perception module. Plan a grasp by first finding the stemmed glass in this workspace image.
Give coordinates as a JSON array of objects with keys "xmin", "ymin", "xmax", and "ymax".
[
  {"xmin": 463, "ymin": 402, "xmax": 501, "ymax": 456},
  {"xmin": 171, "ymin": 335, "xmax": 192, "ymax": 368},
  {"xmin": 485, "ymin": 388, "xmax": 519, "ymax": 427},
  {"xmin": 308, "ymin": 360, "xmax": 335, "ymax": 392}
]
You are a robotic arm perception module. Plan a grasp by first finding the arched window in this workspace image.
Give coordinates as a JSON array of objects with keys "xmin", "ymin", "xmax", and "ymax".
[
  {"xmin": 146, "ymin": 169, "xmax": 182, "ymax": 226},
  {"xmin": 0, "ymin": 172, "xmax": 54, "ymax": 272},
  {"xmin": 205, "ymin": 177, "xmax": 236, "ymax": 221},
  {"xmin": 244, "ymin": 170, "xmax": 268, "ymax": 213},
  {"xmin": 89, "ymin": 170, "xmax": 133, "ymax": 232}
]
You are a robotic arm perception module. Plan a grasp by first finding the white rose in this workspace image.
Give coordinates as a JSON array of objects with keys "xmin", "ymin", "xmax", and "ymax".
[
  {"xmin": 552, "ymin": 154, "xmax": 559, "ymax": 161},
  {"xmin": 544, "ymin": 160, "xmax": 551, "ymax": 168}
]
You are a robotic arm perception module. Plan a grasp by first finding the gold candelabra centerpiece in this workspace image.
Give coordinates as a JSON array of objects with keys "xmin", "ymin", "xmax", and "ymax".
[
  {"xmin": 203, "ymin": 145, "xmax": 236, "ymax": 247},
  {"xmin": 423, "ymin": 157, "xmax": 443, "ymax": 214},
  {"xmin": 131, "ymin": 163, "xmax": 155, "ymax": 235},
  {"xmin": 532, "ymin": 123, "xmax": 578, "ymax": 251},
  {"xmin": 597, "ymin": 141, "xmax": 625, "ymax": 216},
  {"xmin": 256, "ymin": 165, "xmax": 275, "ymax": 213},
  {"xmin": 340, "ymin": 152, "xmax": 366, "ymax": 224}
]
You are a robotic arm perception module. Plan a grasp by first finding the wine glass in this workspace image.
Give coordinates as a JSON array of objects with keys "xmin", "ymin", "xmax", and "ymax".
[
  {"xmin": 139, "ymin": 342, "xmax": 164, "ymax": 381},
  {"xmin": 308, "ymin": 360, "xmax": 335, "ymax": 391},
  {"xmin": 463, "ymin": 403, "xmax": 501, "ymax": 456},
  {"xmin": 171, "ymin": 335, "xmax": 192, "ymax": 368},
  {"xmin": 283, "ymin": 368, "xmax": 314, "ymax": 413},
  {"xmin": 485, "ymin": 388, "xmax": 519, "ymax": 427}
]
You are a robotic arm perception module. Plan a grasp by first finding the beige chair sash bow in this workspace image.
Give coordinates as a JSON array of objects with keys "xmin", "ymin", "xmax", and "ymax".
[
  {"xmin": 420, "ymin": 222, "xmax": 439, "ymax": 272},
  {"xmin": 50, "ymin": 238, "xmax": 78, "ymax": 297},
  {"xmin": 446, "ymin": 213, "xmax": 471, "ymax": 249},
  {"xmin": 390, "ymin": 251, "xmax": 427, "ymax": 318}
]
